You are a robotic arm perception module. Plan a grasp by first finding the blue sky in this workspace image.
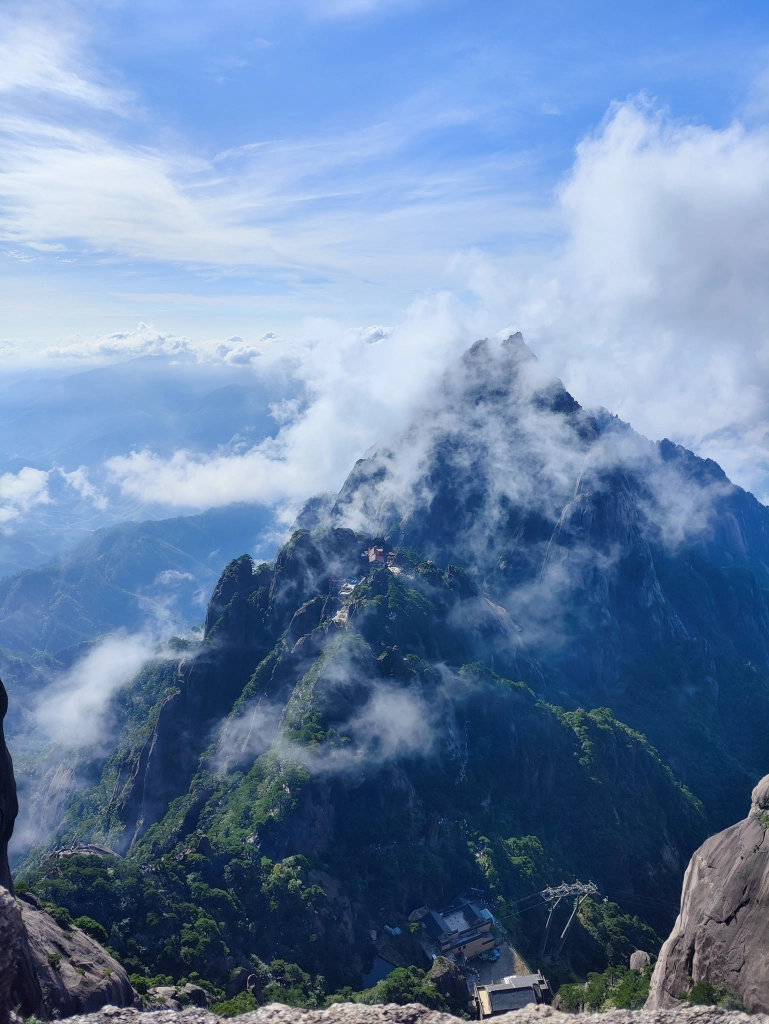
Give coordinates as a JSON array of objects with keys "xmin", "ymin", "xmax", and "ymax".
[
  {"xmin": 2, "ymin": 0, "xmax": 768, "ymax": 342},
  {"xmin": 3, "ymin": 0, "xmax": 769, "ymax": 521}
]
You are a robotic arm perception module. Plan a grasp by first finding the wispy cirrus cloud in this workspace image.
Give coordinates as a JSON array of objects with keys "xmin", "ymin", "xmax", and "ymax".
[
  {"xmin": 299, "ymin": 0, "xmax": 431, "ymax": 18},
  {"xmin": 0, "ymin": 13, "xmax": 129, "ymax": 110},
  {"xmin": 0, "ymin": 5, "xmax": 533, "ymax": 285}
]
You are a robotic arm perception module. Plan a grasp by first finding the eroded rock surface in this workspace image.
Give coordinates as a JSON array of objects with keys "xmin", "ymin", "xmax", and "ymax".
[
  {"xmin": 0, "ymin": 677, "xmax": 136, "ymax": 1020},
  {"xmin": 647, "ymin": 774, "xmax": 769, "ymax": 1012},
  {"xmin": 0, "ymin": 888, "xmax": 22, "ymax": 1024},
  {"xmin": 0, "ymin": 679, "xmax": 18, "ymax": 892},
  {"xmin": 14, "ymin": 894, "xmax": 136, "ymax": 1017},
  {"xmin": 41, "ymin": 999, "xmax": 769, "ymax": 1024}
]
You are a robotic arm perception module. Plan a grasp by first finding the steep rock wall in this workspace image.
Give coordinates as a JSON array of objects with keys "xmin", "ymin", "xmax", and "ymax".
[
  {"xmin": 0, "ymin": 679, "xmax": 18, "ymax": 892},
  {"xmin": 648, "ymin": 775, "xmax": 769, "ymax": 1012}
]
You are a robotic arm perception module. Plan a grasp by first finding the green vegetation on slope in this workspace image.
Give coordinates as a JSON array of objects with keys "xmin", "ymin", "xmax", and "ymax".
[{"xmin": 19, "ymin": 535, "xmax": 706, "ymax": 998}]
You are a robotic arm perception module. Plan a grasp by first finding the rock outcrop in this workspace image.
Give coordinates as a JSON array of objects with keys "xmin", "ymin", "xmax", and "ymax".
[
  {"xmin": 12, "ymin": 893, "xmax": 137, "ymax": 1018},
  {"xmin": 0, "ymin": 679, "xmax": 18, "ymax": 893},
  {"xmin": 0, "ymin": 888, "xmax": 22, "ymax": 1024},
  {"xmin": 0, "ymin": 676, "xmax": 136, "ymax": 1019},
  {"xmin": 424, "ymin": 957, "xmax": 468, "ymax": 1014},
  {"xmin": 35, "ymin": 999, "xmax": 769, "ymax": 1024},
  {"xmin": 647, "ymin": 774, "xmax": 769, "ymax": 1012},
  {"xmin": 630, "ymin": 951, "xmax": 652, "ymax": 971}
]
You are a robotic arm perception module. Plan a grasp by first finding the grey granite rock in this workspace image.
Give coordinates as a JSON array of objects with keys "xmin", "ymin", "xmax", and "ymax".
[
  {"xmin": 647, "ymin": 774, "xmax": 769, "ymax": 1012},
  {"xmin": 180, "ymin": 984, "xmax": 213, "ymax": 1008},
  {"xmin": 630, "ymin": 951, "xmax": 651, "ymax": 971},
  {"xmin": 0, "ymin": 888, "xmax": 22, "ymax": 1024},
  {"xmin": 14, "ymin": 895, "xmax": 137, "ymax": 1017},
  {"xmin": 38, "ymin": 1000, "xmax": 769, "ymax": 1024},
  {"xmin": 0, "ymin": 680, "xmax": 18, "ymax": 893}
]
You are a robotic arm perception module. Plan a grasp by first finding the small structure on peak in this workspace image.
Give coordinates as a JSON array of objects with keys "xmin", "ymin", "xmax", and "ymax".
[
  {"xmin": 330, "ymin": 576, "xmax": 362, "ymax": 599},
  {"xmin": 366, "ymin": 545, "xmax": 386, "ymax": 565}
]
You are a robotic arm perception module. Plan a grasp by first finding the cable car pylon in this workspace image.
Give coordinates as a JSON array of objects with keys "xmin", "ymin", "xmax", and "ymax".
[{"xmin": 538, "ymin": 881, "xmax": 599, "ymax": 959}]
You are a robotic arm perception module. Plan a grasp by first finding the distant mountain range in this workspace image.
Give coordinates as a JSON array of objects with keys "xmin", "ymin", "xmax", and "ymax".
[
  {"xmin": 0, "ymin": 354, "xmax": 289, "ymax": 576},
  {"xmin": 15, "ymin": 336, "xmax": 769, "ymax": 999},
  {"xmin": 0, "ymin": 503, "xmax": 271, "ymax": 738}
]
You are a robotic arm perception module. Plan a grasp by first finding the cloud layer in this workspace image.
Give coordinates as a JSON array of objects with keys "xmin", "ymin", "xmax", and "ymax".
[
  {"xmin": 3, "ymin": 2, "xmax": 769, "ymax": 511},
  {"xmin": 513, "ymin": 100, "xmax": 769, "ymax": 499},
  {"xmin": 34, "ymin": 633, "xmax": 158, "ymax": 750},
  {"xmin": 106, "ymin": 298, "xmax": 473, "ymax": 512}
]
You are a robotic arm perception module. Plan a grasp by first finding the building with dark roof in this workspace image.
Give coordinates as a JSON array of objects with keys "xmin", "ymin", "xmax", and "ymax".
[
  {"xmin": 474, "ymin": 973, "xmax": 551, "ymax": 1019},
  {"xmin": 422, "ymin": 900, "xmax": 495, "ymax": 959}
]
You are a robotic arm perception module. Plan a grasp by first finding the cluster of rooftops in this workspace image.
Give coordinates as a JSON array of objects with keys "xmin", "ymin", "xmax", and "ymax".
[
  {"xmin": 412, "ymin": 895, "xmax": 551, "ymax": 1018},
  {"xmin": 329, "ymin": 546, "xmax": 411, "ymax": 599}
]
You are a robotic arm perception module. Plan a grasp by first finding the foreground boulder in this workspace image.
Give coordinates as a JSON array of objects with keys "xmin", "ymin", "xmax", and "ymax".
[
  {"xmin": 0, "ymin": 681, "xmax": 18, "ymax": 892},
  {"xmin": 35, "ymin": 999, "xmax": 769, "ymax": 1024},
  {"xmin": 647, "ymin": 774, "xmax": 769, "ymax": 1012},
  {"xmin": 0, "ymin": 888, "xmax": 22, "ymax": 1024},
  {"xmin": 12, "ymin": 892, "xmax": 136, "ymax": 1017},
  {"xmin": 0, "ymin": 678, "xmax": 136, "ymax": 1019}
]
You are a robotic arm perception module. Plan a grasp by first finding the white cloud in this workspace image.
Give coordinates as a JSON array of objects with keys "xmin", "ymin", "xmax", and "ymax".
[
  {"xmin": 543, "ymin": 101, "xmax": 769, "ymax": 497},
  {"xmin": 0, "ymin": 14, "xmax": 128, "ymax": 111},
  {"xmin": 34, "ymin": 633, "xmax": 157, "ymax": 749},
  {"xmin": 0, "ymin": 8, "xmax": 532, "ymax": 289},
  {"xmin": 154, "ymin": 569, "xmax": 195, "ymax": 586},
  {"xmin": 347, "ymin": 686, "xmax": 434, "ymax": 760},
  {"xmin": 106, "ymin": 297, "xmax": 474, "ymax": 509},
  {"xmin": 57, "ymin": 466, "xmax": 107, "ymax": 508},
  {"xmin": 0, "ymin": 466, "xmax": 50, "ymax": 525},
  {"xmin": 460, "ymin": 98, "xmax": 769, "ymax": 500},
  {"xmin": 216, "ymin": 681, "xmax": 436, "ymax": 778},
  {"xmin": 46, "ymin": 322, "xmax": 192, "ymax": 361}
]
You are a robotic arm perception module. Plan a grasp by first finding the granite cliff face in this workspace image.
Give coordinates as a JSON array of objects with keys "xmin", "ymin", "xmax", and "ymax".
[
  {"xmin": 647, "ymin": 775, "xmax": 769, "ymax": 1013},
  {"xmin": 0, "ymin": 679, "xmax": 17, "ymax": 892}
]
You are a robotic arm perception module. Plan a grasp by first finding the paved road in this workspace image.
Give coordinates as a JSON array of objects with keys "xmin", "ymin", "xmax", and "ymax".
[{"xmin": 465, "ymin": 941, "xmax": 531, "ymax": 993}]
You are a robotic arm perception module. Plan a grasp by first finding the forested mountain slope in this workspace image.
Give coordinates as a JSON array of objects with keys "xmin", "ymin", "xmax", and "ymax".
[
  {"xmin": 18, "ymin": 336, "xmax": 769, "ymax": 997},
  {"xmin": 324, "ymin": 335, "xmax": 769, "ymax": 827},
  {"xmin": 22, "ymin": 537, "xmax": 703, "ymax": 992}
]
